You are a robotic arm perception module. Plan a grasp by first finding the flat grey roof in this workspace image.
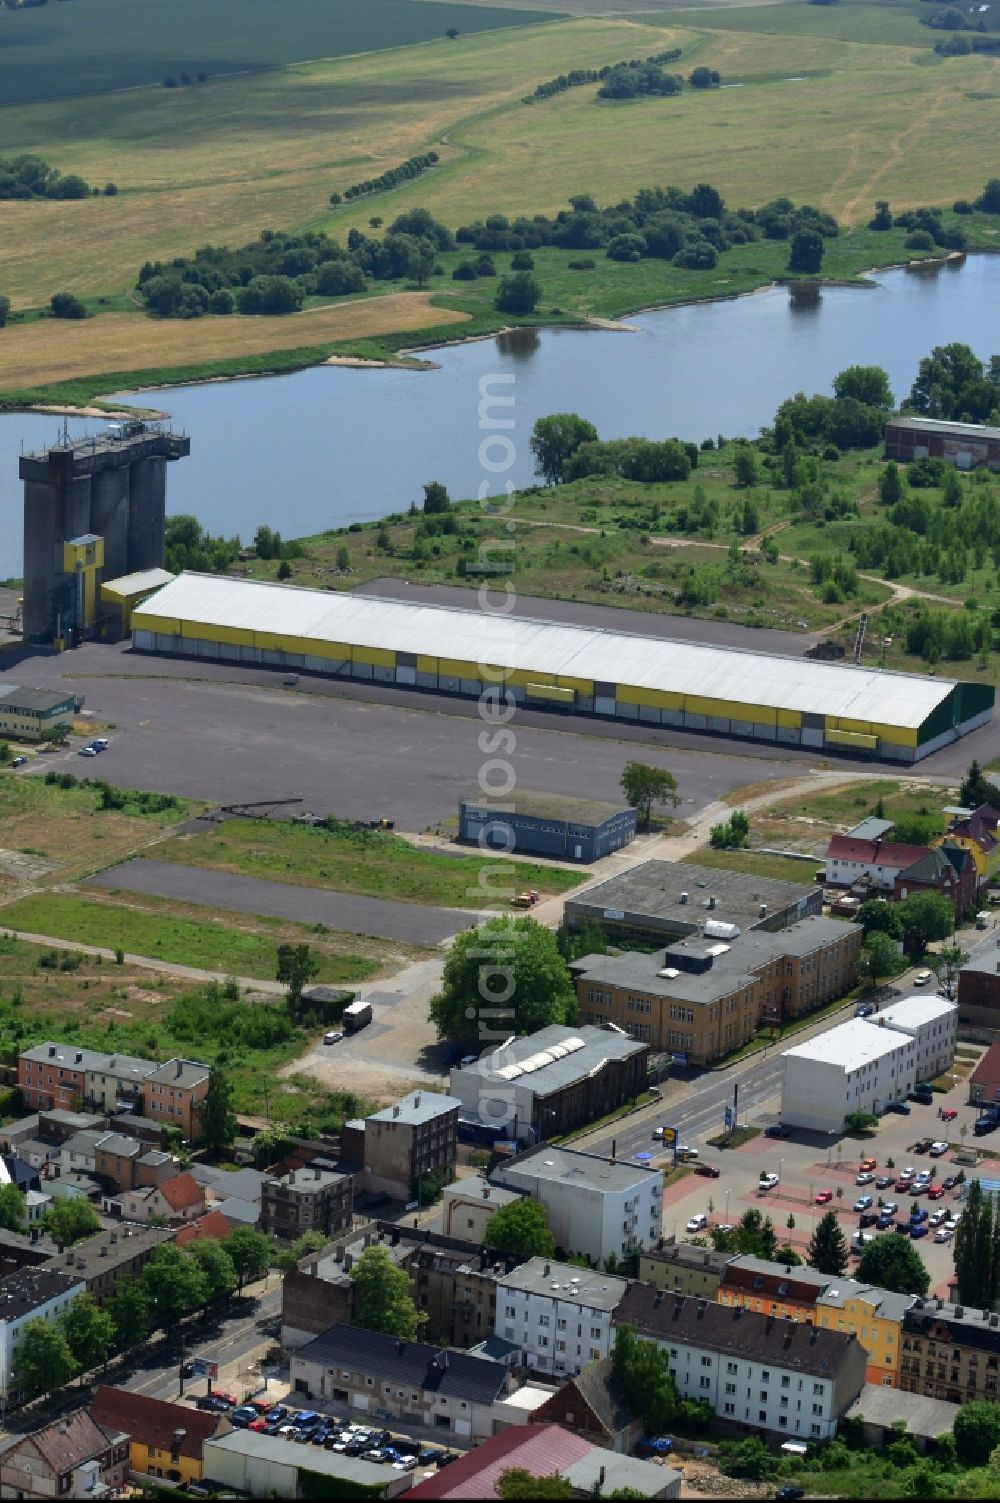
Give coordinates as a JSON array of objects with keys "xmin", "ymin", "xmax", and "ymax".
[
  {"xmin": 368, "ymin": 1089, "xmax": 461, "ymax": 1126},
  {"xmin": 0, "ymin": 684, "xmax": 75, "ymax": 714},
  {"xmin": 498, "ymin": 1257, "xmax": 629, "ymax": 1310},
  {"xmin": 566, "ymin": 859, "xmax": 816, "ymax": 933},
  {"xmin": 495, "ymin": 1144, "xmax": 661, "ymax": 1195},
  {"xmin": 145, "ymin": 1058, "xmax": 210, "ymax": 1088},
  {"xmin": 846, "ymin": 1382, "xmax": 960, "ymax": 1438},
  {"xmin": 22, "ymin": 1044, "xmax": 157, "ymax": 1081},
  {"xmin": 563, "ymin": 1452, "xmax": 676, "ymax": 1499},
  {"xmin": 453, "ymin": 1024, "xmax": 646, "ymax": 1094},
  {"xmin": 888, "ymin": 415, "xmax": 1000, "ymax": 441},
  {"xmin": 93, "ymin": 1134, "xmax": 142, "ymax": 1158},
  {"xmin": 461, "ymin": 789, "xmax": 631, "ymax": 826},
  {"xmin": 203, "ymin": 1427, "xmax": 394, "ymax": 1484}
]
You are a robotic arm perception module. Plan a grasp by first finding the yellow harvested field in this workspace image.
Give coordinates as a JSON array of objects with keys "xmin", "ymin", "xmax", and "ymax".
[
  {"xmin": 0, "ymin": 17, "xmax": 678, "ymax": 307},
  {"xmin": 0, "ymin": 296, "xmax": 470, "ymax": 395}
]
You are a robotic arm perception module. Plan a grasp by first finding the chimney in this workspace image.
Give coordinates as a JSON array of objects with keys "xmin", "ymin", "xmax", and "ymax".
[
  {"xmin": 48, "ymin": 1046, "xmax": 56, "ymax": 1058},
  {"xmin": 708, "ymin": 895, "xmax": 717, "ymax": 911},
  {"xmin": 483, "ymin": 1186, "xmax": 490, "ymax": 1200},
  {"xmin": 344, "ymin": 1253, "xmax": 353, "ymax": 1272},
  {"xmin": 599, "ymin": 1466, "xmax": 606, "ymax": 1488},
  {"xmin": 109, "ymin": 1058, "xmax": 116, "ymax": 1068},
  {"xmin": 66, "ymin": 1251, "xmax": 74, "ymax": 1265},
  {"xmin": 100, "ymin": 1246, "xmax": 108, "ymax": 1258},
  {"xmin": 314, "ymin": 1166, "xmax": 321, "ymax": 1180},
  {"xmin": 698, "ymin": 1299, "xmax": 707, "ymax": 1317},
  {"xmin": 654, "ymin": 1292, "xmax": 664, "ymax": 1307},
  {"xmin": 393, "ymin": 1106, "xmax": 401, "ymax": 1119},
  {"xmin": 289, "ymin": 1170, "xmax": 296, "ymax": 1185},
  {"xmin": 414, "ymin": 1094, "xmax": 421, "ymax": 1109},
  {"xmin": 610, "ymin": 1139, "xmax": 616, "ymax": 1164},
  {"xmin": 759, "ymin": 904, "xmax": 768, "ymax": 920},
  {"xmin": 334, "ymin": 1246, "xmax": 344, "ymax": 1263},
  {"xmin": 74, "ymin": 1051, "xmax": 82, "ymax": 1065},
  {"xmin": 544, "ymin": 1263, "xmax": 551, "ymax": 1277},
  {"xmin": 679, "ymin": 892, "xmax": 689, "ymax": 905}
]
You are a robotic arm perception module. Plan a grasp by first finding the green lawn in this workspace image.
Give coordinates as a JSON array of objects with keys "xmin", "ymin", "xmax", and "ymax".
[
  {"xmin": 0, "ymin": 891, "xmax": 386, "ymax": 982},
  {"xmin": 0, "ymin": 0, "xmax": 555, "ymax": 105},
  {"xmin": 681, "ymin": 848, "xmax": 818, "ymax": 885},
  {"xmin": 154, "ymin": 819, "xmax": 585, "ymax": 907},
  {"xmin": 650, "ymin": 0, "xmax": 938, "ymax": 48}
]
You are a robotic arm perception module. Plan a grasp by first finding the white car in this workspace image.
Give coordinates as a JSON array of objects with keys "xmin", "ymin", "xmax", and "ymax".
[
  {"xmin": 677, "ymin": 1145, "xmax": 698, "ymax": 1160},
  {"xmin": 929, "ymin": 1141, "xmax": 949, "ymax": 1157},
  {"xmin": 934, "ymin": 1227, "xmax": 953, "ymax": 1243},
  {"xmin": 323, "ymin": 1031, "xmax": 343, "ymax": 1045},
  {"xmin": 856, "ymin": 1171, "xmax": 875, "ymax": 1186},
  {"xmin": 78, "ymin": 746, "xmax": 97, "ymax": 758},
  {"xmin": 651, "ymin": 1126, "xmax": 665, "ymax": 1140},
  {"xmin": 686, "ymin": 1213, "xmax": 708, "ymax": 1233},
  {"xmin": 914, "ymin": 970, "xmax": 933, "ymax": 986},
  {"xmin": 945, "ymin": 1216, "xmax": 961, "ymax": 1232},
  {"xmin": 929, "ymin": 1208, "xmax": 949, "ymax": 1226},
  {"xmin": 760, "ymin": 1172, "xmax": 780, "ymax": 1191},
  {"xmin": 899, "ymin": 1167, "xmax": 915, "ymax": 1180}
]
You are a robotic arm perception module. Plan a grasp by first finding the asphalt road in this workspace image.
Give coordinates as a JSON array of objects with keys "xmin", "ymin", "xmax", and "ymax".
[
  {"xmin": 85, "ymin": 857, "xmax": 476, "ymax": 945},
  {"xmin": 15, "ymin": 643, "xmax": 806, "ymax": 829}
]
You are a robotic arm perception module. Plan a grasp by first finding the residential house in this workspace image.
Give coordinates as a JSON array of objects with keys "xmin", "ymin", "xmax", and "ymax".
[
  {"xmin": 638, "ymin": 1239, "xmax": 736, "ymax": 1299},
  {"xmin": 824, "ymin": 835, "xmax": 932, "ymax": 893},
  {"xmin": 893, "ymin": 844, "xmax": 977, "ymax": 921},
  {"xmin": 717, "ymin": 1256, "xmax": 833, "ymax": 1322},
  {"xmin": 780, "ymin": 1017, "xmax": 917, "ymax": 1133},
  {"xmin": 815, "ymin": 1281, "xmax": 915, "ymax": 1388},
  {"xmin": 289, "ymin": 1323, "xmax": 514, "ymax": 1440},
  {"xmin": 93, "ymin": 1134, "xmax": 145, "ymax": 1194},
  {"xmin": 142, "ymin": 1058, "xmax": 212, "ymax": 1140},
  {"xmin": 900, "ymin": 1296, "xmax": 1000, "ymax": 1404},
  {"xmin": 491, "ymin": 1145, "xmax": 663, "ymax": 1268},
  {"xmin": 0, "ymin": 1267, "xmax": 85, "ymax": 1402},
  {"xmin": 969, "ymin": 1041, "xmax": 1000, "ymax": 1105},
  {"xmin": 494, "ymin": 1258, "xmax": 629, "ymax": 1377},
  {"xmin": 613, "ymin": 1284, "xmax": 867, "ymax": 1440},
  {"xmin": 17, "ymin": 1044, "xmax": 157, "ymax": 1115},
  {"xmin": 260, "ymin": 1164, "xmax": 352, "ymax": 1242},
  {"xmin": 175, "ymin": 1210, "xmax": 234, "ymax": 1247},
  {"xmin": 933, "ymin": 803, "xmax": 1000, "ymax": 887},
  {"xmin": 51, "ymin": 1223, "xmax": 175, "ymax": 1307},
  {"xmin": 0, "ymin": 1409, "xmax": 128, "ymax": 1498},
  {"xmin": 59, "ymin": 1129, "xmax": 108, "ymax": 1181},
  {"xmin": 869, "ymin": 995, "xmax": 958, "ymax": 1085},
  {"xmin": 442, "ymin": 1179, "xmax": 523, "ymax": 1243},
  {"xmin": 91, "ymin": 1384, "xmax": 231, "ymax": 1488},
  {"xmin": 958, "ymin": 936, "xmax": 1000, "ymax": 1033},
  {"xmin": 117, "ymin": 1171, "xmax": 206, "ymax": 1224},
  {"xmin": 407, "ymin": 1424, "xmax": 680, "ymax": 1500},
  {"xmin": 528, "ymin": 1360, "xmax": 642, "ymax": 1453},
  {"xmin": 37, "ymin": 1111, "xmax": 108, "ymax": 1146},
  {"xmin": 343, "ymin": 1090, "xmax": 460, "ymax": 1202},
  {"xmin": 845, "ymin": 1384, "xmax": 962, "ymax": 1453}
]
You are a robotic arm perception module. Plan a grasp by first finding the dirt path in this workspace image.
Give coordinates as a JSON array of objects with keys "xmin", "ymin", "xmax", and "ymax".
[{"xmin": 841, "ymin": 84, "xmax": 949, "ymax": 223}]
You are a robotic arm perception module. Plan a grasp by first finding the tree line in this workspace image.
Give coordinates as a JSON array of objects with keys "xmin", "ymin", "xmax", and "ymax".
[
  {"xmin": 523, "ymin": 46, "xmax": 683, "ymax": 102},
  {"xmin": 0, "ymin": 152, "xmax": 98, "ymax": 200},
  {"xmin": 330, "ymin": 151, "xmax": 439, "ymax": 206}
]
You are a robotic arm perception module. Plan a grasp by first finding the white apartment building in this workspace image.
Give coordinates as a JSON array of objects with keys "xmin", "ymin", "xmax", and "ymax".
[
  {"xmin": 495, "ymin": 1257, "xmax": 629, "ymax": 1377},
  {"xmin": 492, "ymin": 1146, "xmax": 663, "ymax": 1267},
  {"xmin": 871, "ymin": 995, "xmax": 958, "ymax": 1084},
  {"xmin": 0, "ymin": 1267, "xmax": 85, "ymax": 1402},
  {"xmin": 781, "ymin": 1017, "xmax": 916, "ymax": 1133},
  {"xmin": 616, "ymin": 1286, "xmax": 867, "ymax": 1441}
]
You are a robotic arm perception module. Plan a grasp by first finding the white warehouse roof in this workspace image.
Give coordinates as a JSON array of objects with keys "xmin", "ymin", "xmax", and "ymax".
[
  {"xmin": 873, "ymin": 995, "xmax": 958, "ymax": 1031},
  {"xmin": 782, "ymin": 1017, "xmax": 912, "ymax": 1070},
  {"xmin": 137, "ymin": 573, "xmax": 961, "ymax": 729}
]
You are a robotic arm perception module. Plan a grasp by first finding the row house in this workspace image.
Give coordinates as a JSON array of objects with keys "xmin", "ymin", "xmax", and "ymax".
[
  {"xmin": 900, "ymin": 1297, "xmax": 1000, "ymax": 1404},
  {"xmin": 0, "ymin": 1409, "xmax": 128, "ymax": 1497}
]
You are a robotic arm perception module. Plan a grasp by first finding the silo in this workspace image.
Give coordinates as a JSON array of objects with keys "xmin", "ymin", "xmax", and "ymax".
[
  {"xmin": 90, "ymin": 463, "xmax": 130, "ymax": 582},
  {"xmin": 127, "ymin": 454, "xmax": 167, "ymax": 572}
]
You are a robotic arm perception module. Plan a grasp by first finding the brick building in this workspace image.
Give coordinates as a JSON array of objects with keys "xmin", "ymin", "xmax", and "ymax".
[
  {"xmin": 261, "ymin": 1164, "xmax": 353, "ymax": 1243},
  {"xmin": 0, "ymin": 1409, "xmax": 128, "ymax": 1498},
  {"xmin": 142, "ymin": 1058, "xmax": 211, "ymax": 1139},
  {"xmin": 638, "ymin": 1239, "xmax": 735, "ymax": 1299},
  {"xmin": 342, "ymin": 1091, "xmax": 460, "ymax": 1201},
  {"xmin": 900, "ymin": 1297, "xmax": 1000, "ymax": 1403},
  {"xmin": 884, "ymin": 415, "xmax": 1000, "ymax": 473}
]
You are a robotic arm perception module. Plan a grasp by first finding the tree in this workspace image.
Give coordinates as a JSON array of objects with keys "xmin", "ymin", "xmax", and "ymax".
[
  {"xmin": 350, "ymin": 1245, "xmax": 425, "ymax": 1339},
  {"xmin": 224, "ymin": 1226, "xmax": 273, "ymax": 1293},
  {"xmin": 807, "ymin": 1209, "xmax": 849, "ymax": 1275},
  {"xmin": 187, "ymin": 1238, "xmax": 238, "ymax": 1302},
  {"xmin": 50, "ymin": 291, "xmax": 87, "ymax": 320},
  {"xmin": 954, "ymin": 1179, "xmax": 997, "ymax": 1307},
  {"xmin": 495, "ymin": 271, "xmax": 541, "ymax": 315},
  {"xmin": 689, "ymin": 65, "xmax": 720, "ymax": 88},
  {"xmin": 856, "ymin": 1233, "xmax": 930, "ymax": 1295},
  {"xmin": 423, "ymin": 481, "xmax": 450, "ymax": 513},
  {"xmin": 834, "ymin": 365, "xmax": 893, "ymax": 409},
  {"xmin": 273, "ymin": 1228, "xmax": 327, "ymax": 1273},
  {"xmin": 720, "ymin": 1436, "xmax": 777, "ymax": 1480},
  {"xmin": 859, "ymin": 931, "xmax": 902, "ymax": 990},
  {"xmin": 429, "ymin": 916, "xmax": 577, "ymax": 1046},
  {"xmin": 530, "ymin": 413, "xmax": 599, "ymax": 485},
  {"xmin": 497, "ymin": 1472, "xmax": 572, "ymax": 1500},
  {"xmin": 407, "ymin": 244, "xmax": 436, "ymax": 288},
  {"xmin": 446, "ymin": 26, "xmax": 459, "ymax": 39},
  {"xmin": 43, "ymin": 1197, "xmax": 99, "ymax": 1247},
  {"xmin": 619, "ymin": 761, "xmax": 681, "ymax": 830},
  {"xmin": 733, "ymin": 446, "xmax": 759, "ymax": 487},
  {"xmin": 59, "ymin": 1293, "xmax": 115, "ymax": 1374},
  {"xmin": 0, "ymin": 1184, "xmax": 26, "ymax": 1233},
  {"xmin": 0, "ymin": 295, "xmax": 10, "ymax": 328},
  {"xmin": 200, "ymin": 1066, "xmax": 236, "ymax": 1151},
  {"xmin": 712, "ymin": 1209, "xmax": 777, "ymax": 1260},
  {"xmin": 788, "ymin": 228, "xmax": 825, "ymax": 273},
  {"xmin": 107, "ymin": 1277, "xmax": 150, "ymax": 1349},
  {"xmin": 961, "ymin": 759, "xmax": 1000, "ymax": 810},
  {"xmin": 955, "ymin": 1400, "xmax": 1000, "ymax": 1465},
  {"xmin": 14, "ymin": 1319, "xmax": 78, "ymax": 1398},
  {"xmin": 484, "ymin": 1199, "xmax": 556, "ymax": 1259},
  {"xmin": 276, "ymin": 942, "xmax": 318, "ymax": 1017},
  {"xmin": 141, "ymin": 1244, "xmax": 209, "ymax": 1330},
  {"xmin": 879, "ymin": 461, "xmax": 902, "ymax": 504},
  {"xmin": 929, "ymin": 943, "xmax": 970, "ymax": 1000},
  {"xmin": 277, "ymin": 558, "xmax": 292, "ymax": 580},
  {"xmin": 856, "ymin": 898, "xmax": 903, "ymax": 937},
  {"xmin": 612, "ymin": 1325, "xmax": 679, "ymax": 1434},
  {"xmin": 897, "ymin": 891, "xmax": 954, "ymax": 955},
  {"xmin": 846, "ymin": 1111, "xmax": 879, "ymax": 1132}
]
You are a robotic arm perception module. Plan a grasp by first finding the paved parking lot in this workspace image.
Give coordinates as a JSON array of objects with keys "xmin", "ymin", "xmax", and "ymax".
[{"xmin": 659, "ymin": 1029, "xmax": 984, "ymax": 1297}]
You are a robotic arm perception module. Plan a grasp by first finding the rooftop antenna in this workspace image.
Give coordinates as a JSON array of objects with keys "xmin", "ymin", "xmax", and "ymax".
[{"xmin": 61, "ymin": 416, "xmax": 69, "ymax": 446}]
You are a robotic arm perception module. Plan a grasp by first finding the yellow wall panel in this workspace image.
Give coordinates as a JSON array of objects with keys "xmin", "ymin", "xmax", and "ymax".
[
  {"xmin": 617, "ymin": 686, "xmax": 683, "ymax": 710},
  {"xmin": 436, "ymin": 656, "xmax": 479, "ymax": 679},
  {"xmin": 827, "ymin": 729, "xmax": 878, "ymax": 750},
  {"xmin": 556, "ymin": 675, "xmax": 593, "ymax": 694},
  {"xmin": 828, "ymin": 716, "xmax": 874, "ymax": 735},
  {"xmin": 353, "ymin": 646, "xmax": 395, "ymax": 668},
  {"xmin": 132, "ymin": 612, "xmax": 178, "ymax": 635},
  {"xmin": 687, "ymin": 695, "xmax": 775, "ymax": 725},
  {"xmin": 311, "ymin": 640, "xmax": 352, "ymax": 660},
  {"xmin": 527, "ymin": 683, "xmax": 575, "ymax": 703},
  {"xmin": 872, "ymin": 723, "xmax": 918, "ymax": 748},
  {"xmin": 416, "ymin": 655, "xmax": 439, "ymax": 674},
  {"xmin": 777, "ymin": 709, "xmax": 801, "ymax": 729},
  {"xmin": 253, "ymin": 631, "xmax": 284, "ymax": 651},
  {"xmin": 181, "ymin": 622, "xmax": 252, "ymax": 646}
]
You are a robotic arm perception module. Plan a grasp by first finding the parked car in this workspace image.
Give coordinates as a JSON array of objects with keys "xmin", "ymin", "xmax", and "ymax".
[
  {"xmin": 196, "ymin": 1397, "xmax": 230, "ymax": 1413},
  {"xmin": 760, "ymin": 1172, "xmax": 780, "ymax": 1191},
  {"xmin": 941, "ymin": 1109, "xmax": 958, "ymax": 1123},
  {"xmin": 934, "ymin": 1227, "xmax": 953, "ymax": 1243},
  {"xmin": 909, "ymin": 1208, "xmax": 929, "ymax": 1224},
  {"xmin": 10, "ymin": 755, "xmax": 26, "ymax": 768},
  {"xmin": 910, "ymin": 1223, "xmax": 929, "ymax": 1239},
  {"xmin": 894, "ymin": 1179, "xmax": 912, "ymax": 1193},
  {"xmin": 898, "ymin": 1167, "xmax": 915, "ymax": 1180},
  {"xmin": 856, "ymin": 1171, "xmax": 875, "ymax": 1186},
  {"xmin": 942, "ymin": 1175, "xmax": 959, "ymax": 1191},
  {"xmin": 814, "ymin": 1189, "xmax": 833, "ymax": 1204},
  {"xmin": 876, "ymin": 1212, "xmax": 895, "ymax": 1230},
  {"xmin": 929, "ymin": 1141, "xmax": 949, "ymax": 1157},
  {"xmin": 213, "ymin": 1392, "xmax": 239, "ymax": 1408},
  {"xmin": 695, "ymin": 1163, "xmax": 721, "ymax": 1178},
  {"xmin": 881, "ymin": 1202, "xmax": 898, "ymax": 1216},
  {"xmin": 765, "ymin": 1124, "xmax": 790, "ymax": 1139},
  {"xmin": 78, "ymin": 746, "xmax": 97, "ymax": 758},
  {"xmin": 859, "ymin": 1212, "xmax": 878, "ymax": 1228},
  {"xmin": 914, "ymin": 1138, "xmax": 932, "ymax": 1153},
  {"xmin": 418, "ymin": 1451, "xmax": 445, "ymax": 1466},
  {"xmin": 929, "ymin": 1209, "xmax": 949, "ymax": 1226},
  {"xmin": 887, "ymin": 1101, "xmax": 911, "ymax": 1115},
  {"xmin": 856, "ymin": 1003, "xmax": 874, "ymax": 1019},
  {"xmin": 676, "ymin": 1145, "xmax": 698, "ymax": 1161},
  {"xmin": 859, "ymin": 1157, "xmax": 877, "ymax": 1172},
  {"xmin": 776, "ymin": 1488, "xmax": 806, "ymax": 1502},
  {"xmin": 853, "ymin": 1195, "xmax": 873, "ymax": 1212},
  {"xmin": 914, "ymin": 969, "xmax": 933, "ymax": 985},
  {"xmin": 927, "ymin": 1184, "xmax": 945, "ymax": 1200},
  {"xmin": 651, "ymin": 1126, "xmax": 665, "ymax": 1140},
  {"xmin": 686, "ymin": 1213, "xmax": 708, "ymax": 1233},
  {"xmin": 250, "ymin": 1399, "xmax": 274, "ymax": 1414},
  {"xmin": 392, "ymin": 1458, "xmax": 418, "ymax": 1472},
  {"xmin": 248, "ymin": 1418, "xmax": 269, "ymax": 1433},
  {"xmin": 323, "ymin": 1031, "xmax": 343, "ymax": 1045},
  {"xmin": 875, "ymin": 1174, "xmax": 894, "ymax": 1190},
  {"xmin": 229, "ymin": 1406, "xmax": 258, "ymax": 1428},
  {"xmin": 945, "ymin": 1215, "xmax": 962, "ymax": 1232},
  {"xmin": 637, "ymin": 1438, "xmax": 674, "ymax": 1457}
]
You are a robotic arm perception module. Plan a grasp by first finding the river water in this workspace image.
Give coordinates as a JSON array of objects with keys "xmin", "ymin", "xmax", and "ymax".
[{"xmin": 1, "ymin": 255, "xmax": 998, "ymax": 580}]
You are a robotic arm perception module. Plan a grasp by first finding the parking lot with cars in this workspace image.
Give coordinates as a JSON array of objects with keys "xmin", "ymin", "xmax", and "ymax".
[{"xmin": 658, "ymin": 1040, "xmax": 984, "ymax": 1296}]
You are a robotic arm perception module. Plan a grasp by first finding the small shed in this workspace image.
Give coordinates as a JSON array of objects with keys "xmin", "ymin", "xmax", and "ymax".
[{"xmin": 459, "ymin": 789, "xmax": 636, "ymax": 863}]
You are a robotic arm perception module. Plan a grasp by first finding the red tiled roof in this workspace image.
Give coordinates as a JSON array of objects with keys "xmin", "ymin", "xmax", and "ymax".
[
  {"xmin": 971, "ymin": 1043, "xmax": 1000, "ymax": 1092},
  {"xmin": 158, "ymin": 1172, "xmax": 205, "ymax": 1213},
  {"xmin": 91, "ymin": 1386, "xmax": 228, "ymax": 1460},
  {"xmin": 176, "ymin": 1210, "xmax": 232, "ymax": 1246},
  {"xmin": 826, "ymin": 836, "xmax": 930, "ymax": 868},
  {"xmin": 408, "ymin": 1425, "xmax": 592, "ymax": 1500}
]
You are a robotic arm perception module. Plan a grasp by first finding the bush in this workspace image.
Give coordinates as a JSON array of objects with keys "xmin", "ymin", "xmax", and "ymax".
[
  {"xmin": 905, "ymin": 229, "xmax": 935, "ymax": 251},
  {"xmin": 672, "ymin": 240, "xmax": 717, "ymax": 270},
  {"xmin": 209, "ymin": 288, "xmax": 234, "ymax": 315},
  {"xmin": 237, "ymin": 275, "xmax": 304, "ymax": 315},
  {"xmin": 567, "ymin": 258, "xmax": 596, "ymax": 270},
  {"xmin": 451, "ymin": 261, "xmax": 478, "ymax": 280},
  {"xmin": 495, "ymin": 272, "xmax": 542, "ymax": 314},
  {"xmin": 511, "ymin": 251, "xmax": 534, "ymax": 270},
  {"xmin": 103, "ymin": 182, "xmax": 118, "ymax": 196},
  {"xmin": 49, "ymin": 292, "xmax": 87, "ymax": 320}
]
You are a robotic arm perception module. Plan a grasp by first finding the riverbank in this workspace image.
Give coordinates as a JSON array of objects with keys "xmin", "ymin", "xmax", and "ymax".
[{"xmin": 1, "ymin": 224, "xmax": 994, "ymax": 415}]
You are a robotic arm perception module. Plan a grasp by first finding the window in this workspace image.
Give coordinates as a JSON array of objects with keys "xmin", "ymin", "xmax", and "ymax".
[
  {"xmin": 726, "ymin": 1362, "xmax": 738, "ymax": 1375},
  {"xmin": 701, "ymin": 1355, "xmax": 712, "ymax": 1367},
  {"xmin": 591, "ymin": 1326, "xmax": 602, "ymax": 1339},
  {"xmin": 700, "ymin": 1376, "xmax": 711, "ymax": 1390},
  {"xmin": 812, "ymin": 1403, "xmax": 824, "ymax": 1416},
  {"xmin": 723, "ymin": 1402, "xmax": 735, "ymax": 1416},
  {"xmin": 759, "ymin": 1410, "xmax": 767, "ymax": 1423}
]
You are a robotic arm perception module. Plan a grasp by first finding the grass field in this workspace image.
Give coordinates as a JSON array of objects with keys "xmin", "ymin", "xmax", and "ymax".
[
  {"xmin": 0, "ymin": 0, "xmax": 555, "ymax": 105},
  {"xmin": 0, "ymin": 888, "xmax": 402, "ymax": 982},
  {"xmin": 651, "ymin": 0, "xmax": 939, "ymax": 47},
  {"xmin": 680, "ymin": 847, "xmax": 818, "ymax": 884},
  {"xmin": 0, "ymin": 774, "xmax": 202, "ymax": 898},
  {"xmin": 0, "ymin": 933, "xmax": 352, "ymax": 1122},
  {"xmin": 154, "ymin": 818, "xmax": 584, "ymax": 907}
]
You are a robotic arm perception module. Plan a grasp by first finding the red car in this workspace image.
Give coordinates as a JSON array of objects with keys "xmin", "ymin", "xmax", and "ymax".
[
  {"xmin": 212, "ymin": 1391, "xmax": 238, "ymax": 1408},
  {"xmin": 814, "ymin": 1189, "xmax": 833, "ymax": 1204},
  {"xmin": 250, "ymin": 1399, "xmax": 273, "ymax": 1414},
  {"xmin": 695, "ymin": 1163, "xmax": 721, "ymax": 1178},
  {"xmin": 941, "ymin": 1109, "xmax": 958, "ymax": 1122},
  {"xmin": 248, "ymin": 1418, "xmax": 268, "ymax": 1433},
  {"xmin": 927, "ymin": 1185, "xmax": 945, "ymax": 1200}
]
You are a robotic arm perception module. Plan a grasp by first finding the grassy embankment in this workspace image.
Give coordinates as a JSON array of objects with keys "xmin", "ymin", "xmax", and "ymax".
[
  {"xmin": 153, "ymin": 819, "xmax": 585, "ymax": 906},
  {"xmin": 2, "ymin": 7, "xmax": 999, "ymax": 402},
  {"xmin": 0, "ymin": 932, "xmax": 360, "ymax": 1122}
]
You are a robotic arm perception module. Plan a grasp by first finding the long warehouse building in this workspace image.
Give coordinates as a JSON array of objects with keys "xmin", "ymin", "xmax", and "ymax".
[{"xmin": 131, "ymin": 573, "xmax": 994, "ymax": 763}]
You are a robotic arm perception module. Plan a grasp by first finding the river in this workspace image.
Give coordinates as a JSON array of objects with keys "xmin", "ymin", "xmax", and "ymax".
[{"xmin": 1, "ymin": 254, "xmax": 997, "ymax": 580}]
